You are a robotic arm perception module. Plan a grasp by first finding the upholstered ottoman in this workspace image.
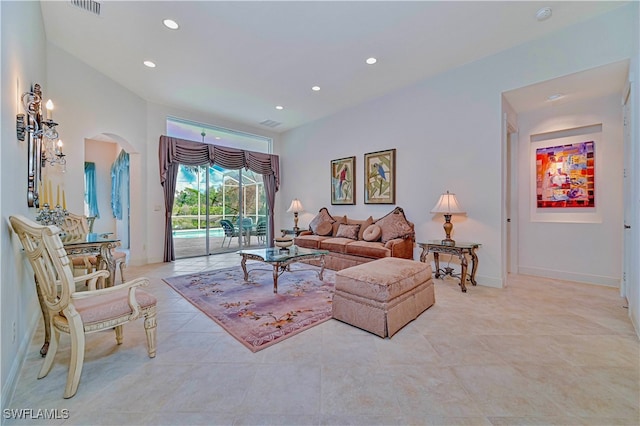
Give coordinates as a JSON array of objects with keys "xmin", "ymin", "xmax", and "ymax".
[{"xmin": 332, "ymin": 257, "xmax": 435, "ymax": 337}]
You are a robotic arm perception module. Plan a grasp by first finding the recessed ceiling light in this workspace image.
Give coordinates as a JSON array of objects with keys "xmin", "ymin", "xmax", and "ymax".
[
  {"xmin": 547, "ymin": 93, "xmax": 565, "ymax": 101},
  {"xmin": 366, "ymin": 57, "xmax": 377, "ymax": 65},
  {"xmin": 536, "ymin": 7, "xmax": 552, "ymax": 21},
  {"xmin": 275, "ymin": 105, "xmax": 284, "ymax": 110},
  {"xmin": 312, "ymin": 86, "xmax": 321, "ymax": 91},
  {"xmin": 163, "ymin": 19, "xmax": 179, "ymax": 30},
  {"xmin": 143, "ymin": 60, "xmax": 156, "ymax": 68}
]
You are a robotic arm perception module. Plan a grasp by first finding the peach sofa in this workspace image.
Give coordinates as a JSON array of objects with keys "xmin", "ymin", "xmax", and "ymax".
[{"xmin": 294, "ymin": 207, "xmax": 415, "ymax": 271}]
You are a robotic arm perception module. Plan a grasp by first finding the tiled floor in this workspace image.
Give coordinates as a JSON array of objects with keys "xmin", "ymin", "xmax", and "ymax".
[{"xmin": 6, "ymin": 254, "xmax": 639, "ymax": 425}]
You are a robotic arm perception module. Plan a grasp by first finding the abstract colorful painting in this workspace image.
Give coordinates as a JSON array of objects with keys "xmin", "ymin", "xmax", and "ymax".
[{"xmin": 536, "ymin": 141, "xmax": 595, "ymax": 208}]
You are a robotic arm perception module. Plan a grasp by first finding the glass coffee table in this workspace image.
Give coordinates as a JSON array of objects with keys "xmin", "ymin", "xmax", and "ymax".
[{"xmin": 238, "ymin": 246, "xmax": 329, "ymax": 293}]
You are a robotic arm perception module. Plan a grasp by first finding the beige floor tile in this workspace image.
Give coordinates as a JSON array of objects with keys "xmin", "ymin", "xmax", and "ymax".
[{"xmin": 6, "ymin": 256, "xmax": 639, "ymax": 426}]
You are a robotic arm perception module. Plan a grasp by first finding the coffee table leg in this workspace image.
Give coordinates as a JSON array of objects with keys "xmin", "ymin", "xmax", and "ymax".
[
  {"xmin": 272, "ymin": 264, "xmax": 279, "ymax": 293},
  {"xmin": 319, "ymin": 255, "xmax": 325, "ymax": 281},
  {"xmin": 241, "ymin": 255, "xmax": 249, "ymax": 281}
]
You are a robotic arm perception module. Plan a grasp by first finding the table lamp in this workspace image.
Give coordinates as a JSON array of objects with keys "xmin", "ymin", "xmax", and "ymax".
[
  {"xmin": 430, "ymin": 190, "xmax": 465, "ymax": 246},
  {"xmin": 287, "ymin": 198, "xmax": 304, "ymax": 231}
]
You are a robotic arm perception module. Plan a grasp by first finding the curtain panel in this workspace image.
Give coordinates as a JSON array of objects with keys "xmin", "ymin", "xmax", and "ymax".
[
  {"xmin": 84, "ymin": 162, "xmax": 100, "ymax": 218},
  {"xmin": 111, "ymin": 149, "xmax": 129, "ymax": 220},
  {"xmin": 159, "ymin": 135, "xmax": 280, "ymax": 262}
]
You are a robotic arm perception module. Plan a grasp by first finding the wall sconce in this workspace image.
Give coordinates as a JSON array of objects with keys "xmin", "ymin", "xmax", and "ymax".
[
  {"xmin": 287, "ymin": 198, "xmax": 304, "ymax": 231},
  {"xmin": 16, "ymin": 83, "xmax": 66, "ymax": 208},
  {"xmin": 16, "ymin": 84, "xmax": 66, "ymax": 169},
  {"xmin": 430, "ymin": 190, "xmax": 466, "ymax": 246}
]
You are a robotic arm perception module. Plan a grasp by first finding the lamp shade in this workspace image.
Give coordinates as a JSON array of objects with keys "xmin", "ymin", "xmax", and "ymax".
[
  {"xmin": 430, "ymin": 191, "xmax": 465, "ymax": 214},
  {"xmin": 287, "ymin": 198, "xmax": 304, "ymax": 213}
]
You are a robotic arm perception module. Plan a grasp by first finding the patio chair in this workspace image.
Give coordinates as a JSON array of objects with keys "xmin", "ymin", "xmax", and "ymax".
[
  {"xmin": 220, "ymin": 219, "xmax": 241, "ymax": 247},
  {"xmin": 9, "ymin": 214, "xmax": 157, "ymax": 398},
  {"xmin": 252, "ymin": 219, "xmax": 267, "ymax": 244}
]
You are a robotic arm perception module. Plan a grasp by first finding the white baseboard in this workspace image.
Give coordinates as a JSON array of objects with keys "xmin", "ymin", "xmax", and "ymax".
[
  {"xmin": 518, "ymin": 266, "xmax": 620, "ymax": 287},
  {"xmin": 474, "ymin": 274, "xmax": 503, "ymax": 288},
  {"xmin": 1, "ymin": 311, "xmax": 41, "ymax": 412}
]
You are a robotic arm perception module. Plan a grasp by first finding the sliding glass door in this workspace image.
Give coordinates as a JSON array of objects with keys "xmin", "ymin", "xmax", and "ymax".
[
  {"xmin": 166, "ymin": 116, "xmax": 272, "ymax": 259},
  {"xmin": 172, "ymin": 164, "xmax": 267, "ymax": 258}
]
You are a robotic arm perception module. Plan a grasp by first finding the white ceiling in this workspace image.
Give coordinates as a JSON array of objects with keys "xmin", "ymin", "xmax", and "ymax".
[{"xmin": 40, "ymin": 1, "xmax": 629, "ymax": 133}]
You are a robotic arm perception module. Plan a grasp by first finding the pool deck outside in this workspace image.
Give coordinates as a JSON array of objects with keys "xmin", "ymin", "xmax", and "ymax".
[{"xmin": 173, "ymin": 234, "xmax": 267, "ymax": 258}]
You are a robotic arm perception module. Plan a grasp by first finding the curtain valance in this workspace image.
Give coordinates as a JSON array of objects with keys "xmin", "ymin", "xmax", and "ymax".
[
  {"xmin": 158, "ymin": 135, "xmax": 279, "ymax": 189},
  {"xmin": 158, "ymin": 135, "xmax": 280, "ymax": 262}
]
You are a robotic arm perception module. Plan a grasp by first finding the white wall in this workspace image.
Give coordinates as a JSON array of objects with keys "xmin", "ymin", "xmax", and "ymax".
[
  {"xmin": 1, "ymin": 1, "xmax": 48, "ymax": 410},
  {"xmin": 279, "ymin": 3, "xmax": 637, "ymax": 289},
  {"xmin": 517, "ymin": 94, "xmax": 623, "ymax": 285},
  {"xmin": 46, "ymin": 43, "xmax": 148, "ymax": 265}
]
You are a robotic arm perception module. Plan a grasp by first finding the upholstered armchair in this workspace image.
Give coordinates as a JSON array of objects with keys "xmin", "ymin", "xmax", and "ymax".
[{"xmin": 9, "ymin": 215, "xmax": 157, "ymax": 399}]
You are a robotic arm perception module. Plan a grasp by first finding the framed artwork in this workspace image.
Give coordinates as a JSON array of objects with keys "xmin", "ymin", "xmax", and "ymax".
[
  {"xmin": 364, "ymin": 148, "xmax": 396, "ymax": 204},
  {"xmin": 331, "ymin": 156, "xmax": 355, "ymax": 205},
  {"xmin": 536, "ymin": 141, "xmax": 595, "ymax": 208}
]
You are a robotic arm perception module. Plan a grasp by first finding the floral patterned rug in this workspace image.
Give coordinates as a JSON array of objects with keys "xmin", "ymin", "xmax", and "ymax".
[{"xmin": 162, "ymin": 264, "xmax": 335, "ymax": 352}]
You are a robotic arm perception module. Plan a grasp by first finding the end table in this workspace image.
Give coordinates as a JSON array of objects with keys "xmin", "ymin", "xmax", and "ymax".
[{"xmin": 418, "ymin": 240, "xmax": 481, "ymax": 292}]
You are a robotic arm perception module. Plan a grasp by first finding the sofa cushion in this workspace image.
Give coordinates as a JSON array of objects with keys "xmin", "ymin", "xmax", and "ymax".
[
  {"xmin": 331, "ymin": 215, "xmax": 347, "ymax": 236},
  {"xmin": 309, "ymin": 208, "xmax": 335, "ymax": 234},
  {"xmin": 316, "ymin": 221, "xmax": 333, "ymax": 236},
  {"xmin": 346, "ymin": 216, "xmax": 374, "ymax": 240},
  {"xmin": 335, "ymin": 223, "xmax": 360, "ymax": 240},
  {"xmin": 345, "ymin": 240, "xmax": 390, "ymax": 259},
  {"xmin": 295, "ymin": 234, "xmax": 330, "ymax": 250},
  {"xmin": 319, "ymin": 237, "xmax": 353, "ymax": 253},
  {"xmin": 375, "ymin": 208, "xmax": 414, "ymax": 243}
]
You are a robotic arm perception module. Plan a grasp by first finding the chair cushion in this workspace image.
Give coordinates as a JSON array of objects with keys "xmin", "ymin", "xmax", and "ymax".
[{"xmin": 72, "ymin": 288, "xmax": 157, "ymax": 326}]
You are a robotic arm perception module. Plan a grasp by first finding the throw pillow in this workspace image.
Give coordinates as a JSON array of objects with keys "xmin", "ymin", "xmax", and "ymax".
[
  {"xmin": 316, "ymin": 221, "xmax": 333, "ymax": 236},
  {"xmin": 309, "ymin": 208, "xmax": 335, "ymax": 234},
  {"xmin": 362, "ymin": 224, "xmax": 382, "ymax": 242},
  {"xmin": 347, "ymin": 216, "xmax": 374, "ymax": 240},
  {"xmin": 332, "ymin": 215, "xmax": 346, "ymax": 236},
  {"xmin": 335, "ymin": 223, "xmax": 360, "ymax": 240},
  {"xmin": 375, "ymin": 208, "xmax": 414, "ymax": 243}
]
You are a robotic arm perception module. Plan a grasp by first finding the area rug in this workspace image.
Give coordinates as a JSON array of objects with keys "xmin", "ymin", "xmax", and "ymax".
[{"xmin": 162, "ymin": 264, "xmax": 335, "ymax": 352}]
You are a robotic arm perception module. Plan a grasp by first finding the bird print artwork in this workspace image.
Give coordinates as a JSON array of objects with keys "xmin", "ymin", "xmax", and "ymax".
[{"xmin": 365, "ymin": 149, "xmax": 395, "ymax": 204}]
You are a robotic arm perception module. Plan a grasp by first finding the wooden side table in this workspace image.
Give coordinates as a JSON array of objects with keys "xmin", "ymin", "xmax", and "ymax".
[{"xmin": 418, "ymin": 240, "xmax": 481, "ymax": 292}]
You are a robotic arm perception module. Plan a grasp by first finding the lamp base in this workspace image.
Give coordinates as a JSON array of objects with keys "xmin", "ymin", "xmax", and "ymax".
[{"xmin": 441, "ymin": 238, "xmax": 456, "ymax": 247}]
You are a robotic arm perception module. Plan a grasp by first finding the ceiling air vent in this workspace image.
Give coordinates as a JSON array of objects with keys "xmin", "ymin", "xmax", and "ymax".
[
  {"xmin": 259, "ymin": 119, "xmax": 282, "ymax": 128},
  {"xmin": 70, "ymin": 0, "xmax": 101, "ymax": 16}
]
